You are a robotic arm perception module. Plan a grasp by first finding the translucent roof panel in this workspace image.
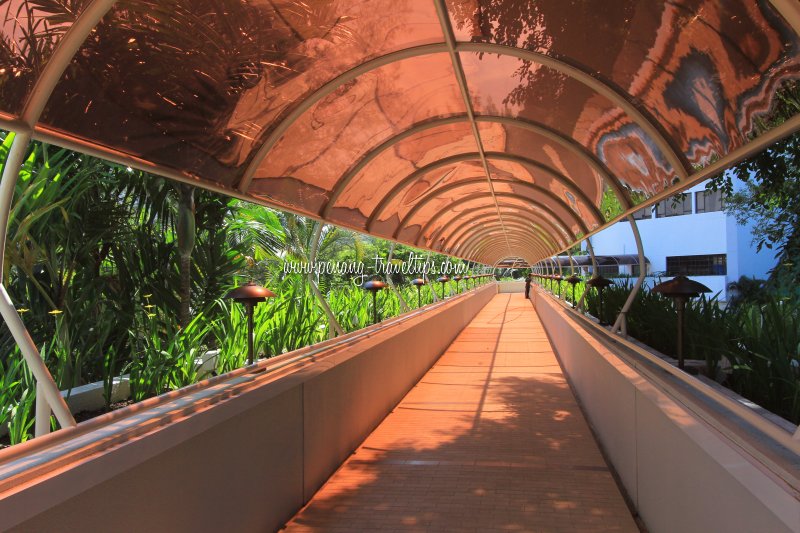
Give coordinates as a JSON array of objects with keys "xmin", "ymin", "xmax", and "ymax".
[
  {"xmin": 477, "ymin": 121, "xmax": 605, "ymax": 205},
  {"xmin": 447, "ymin": 0, "xmax": 800, "ymax": 169},
  {"xmin": 367, "ymin": 158, "xmax": 486, "ymax": 238},
  {"xmin": 461, "ymin": 51, "xmax": 676, "ymax": 195},
  {"xmin": 481, "ymin": 158, "xmax": 602, "ymax": 230},
  {"xmin": 393, "ymin": 180, "xmax": 493, "ymax": 241},
  {"xmin": 1, "ymin": 1, "xmax": 798, "ymax": 265},
  {"xmin": 250, "ymin": 53, "xmax": 465, "ymax": 214},
  {"xmin": 417, "ymin": 195, "xmax": 573, "ymax": 250},
  {"xmin": 36, "ymin": 0, "xmax": 444, "ymax": 186},
  {"xmin": 0, "ymin": 1, "xmax": 89, "ymax": 119},
  {"xmin": 325, "ymin": 121, "xmax": 479, "ymax": 228}
]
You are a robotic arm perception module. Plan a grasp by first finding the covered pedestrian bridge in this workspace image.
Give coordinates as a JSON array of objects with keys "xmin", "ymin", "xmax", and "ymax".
[{"xmin": 0, "ymin": 1, "xmax": 799, "ymax": 531}]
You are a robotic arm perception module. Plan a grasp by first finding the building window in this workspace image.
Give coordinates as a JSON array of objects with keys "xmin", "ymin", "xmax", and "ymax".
[
  {"xmin": 666, "ymin": 254, "xmax": 727, "ymax": 276},
  {"xmin": 595, "ymin": 265, "xmax": 619, "ymax": 276},
  {"xmin": 655, "ymin": 193, "xmax": 692, "ymax": 218},
  {"xmin": 631, "ymin": 206, "xmax": 652, "ymax": 220},
  {"xmin": 695, "ymin": 189, "xmax": 724, "ymax": 213}
]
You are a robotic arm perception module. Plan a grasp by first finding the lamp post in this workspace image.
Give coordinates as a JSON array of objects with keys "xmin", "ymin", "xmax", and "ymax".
[
  {"xmin": 585, "ymin": 275, "xmax": 614, "ymax": 326},
  {"xmin": 566, "ymin": 274, "xmax": 581, "ymax": 309},
  {"xmin": 553, "ymin": 274, "xmax": 563, "ymax": 299},
  {"xmin": 651, "ymin": 275, "xmax": 711, "ymax": 370},
  {"xmin": 225, "ymin": 282, "xmax": 276, "ymax": 365},
  {"xmin": 454, "ymin": 275, "xmax": 462, "ymax": 293},
  {"xmin": 437, "ymin": 275, "xmax": 450, "ymax": 299},
  {"xmin": 411, "ymin": 278, "xmax": 426, "ymax": 308},
  {"xmin": 362, "ymin": 279, "xmax": 387, "ymax": 325}
]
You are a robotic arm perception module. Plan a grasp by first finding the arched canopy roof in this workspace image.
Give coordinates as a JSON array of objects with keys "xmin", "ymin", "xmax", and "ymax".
[{"xmin": 1, "ymin": 0, "xmax": 799, "ymax": 265}]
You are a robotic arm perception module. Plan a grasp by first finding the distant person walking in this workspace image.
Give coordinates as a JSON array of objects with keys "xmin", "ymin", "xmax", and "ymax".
[{"xmin": 524, "ymin": 274, "xmax": 531, "ymax": 299}]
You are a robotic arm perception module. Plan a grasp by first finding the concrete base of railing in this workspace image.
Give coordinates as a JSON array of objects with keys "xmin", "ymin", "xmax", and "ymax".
[
  {"xmin": 0, "ymin": 285, "xmax": 496, "ymax": 532},
  {"xmin": 532, "ymin": 288, "xmax": 799, "ymax": 533},
  {"xmin": 0, "ymin": 350, "xmax": 219, "ymax": 439}
]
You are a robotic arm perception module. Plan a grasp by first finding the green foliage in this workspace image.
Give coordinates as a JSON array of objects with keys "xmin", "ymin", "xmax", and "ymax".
[
  {"xmin": 7, "ymin": 363, "xmax": 35, "ymax": 445},
  {"xmin": 726, "ymin": 300, "xmax": 800, "ymax": 423},
  {"xmin": 127, "ymin": 310, "xmax": 213, "ymax": 402},
  {"xmin": 572, "ymin": 280, "xmax": 800, "ymax": 423},
  {"xmin": 0, "ymin": 349, "xmax": 25, "ymax": 431},
  {"xmin": 711, "ymin": 81, "xmax": 800, "ymax": 294}
]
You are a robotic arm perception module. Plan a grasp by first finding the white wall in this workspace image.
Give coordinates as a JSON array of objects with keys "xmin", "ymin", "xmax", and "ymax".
[
  {"xmin": 586, "ymin": 179, "xmax": 778, "ymax": 300},
  {"xmin": 533, "ymin": 291, "xmax": 799, "ymax": 533}
]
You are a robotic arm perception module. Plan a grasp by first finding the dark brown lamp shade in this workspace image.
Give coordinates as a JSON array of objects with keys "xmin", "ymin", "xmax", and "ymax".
[
  {"xmin": 585, "ymin": 275, "xmax": 614, "ymax": 289},
  {"xmin": 411, "ymin": 278, "xmax": 426, "ymax": 286},
  {"xmin": 651, "ymin": 275, "xmax": 711, "ymax": 298},
  {"xmin": 225, "ymin": 282, "xmax": 276, "ymax": 303},
  {"xmin": 362, "ymin": 280, "xmax": 387, "ymax": 292},
  {"xmin": 437, "ymin": 276, "xmax": 450, "ymax": 283},
  {"xmin": 566, "ymin": 275, "xmax": 582, "ymax": 285}
]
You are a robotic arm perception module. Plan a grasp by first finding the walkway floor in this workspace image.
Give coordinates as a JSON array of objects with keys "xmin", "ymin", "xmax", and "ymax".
[{"xmin": 283, "ymin": 294, "xmax": 639, "ymax": 533}]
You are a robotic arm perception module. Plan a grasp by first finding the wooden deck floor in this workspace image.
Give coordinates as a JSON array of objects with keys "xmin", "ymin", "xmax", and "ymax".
[{"xmin": 283, "ymin": 294, "xmax": 639, "ymax": 533}]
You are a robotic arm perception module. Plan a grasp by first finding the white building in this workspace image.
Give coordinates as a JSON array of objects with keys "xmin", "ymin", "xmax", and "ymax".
[{"xmin": 584, "ymin": 179, "xmax": 778, "ymax": 301}]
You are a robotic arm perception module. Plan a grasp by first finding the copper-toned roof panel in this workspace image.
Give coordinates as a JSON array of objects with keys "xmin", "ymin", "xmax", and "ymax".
[
  {"xmin": 251, "ymin": 53, "xmax": 465, "ymax": 212},
  {"xmin": 36, "ymin": 0, "xmax": 444, "ymax": 186},
  {"xmin": 0, "ymin": 1, "xmax": 796, "ymax": 265},
  {"xmin": 447, "ymin": 0, "xmax": 800, "ymax": 169},
  {"xmin": 0, "ymin": 1, "xmax": 90, "ymax": 118},
  {"xmin": 329, "ymin": 121, "xmax": 478, "ymax": 226},
  {"xmin": 461, "ymin": 51, "xmax": 676, "ymax": 195},
  {"xmin": 478, "ymin": 121, "xmax": 605, "ymax": 205},
  {"xmin": 414, "ymin": 194, "xmax": 572, "ymax": 249}
]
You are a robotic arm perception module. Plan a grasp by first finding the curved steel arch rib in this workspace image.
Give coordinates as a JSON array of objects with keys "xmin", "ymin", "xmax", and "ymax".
[
  {"xmin": 238, "ymin": 41, "xmax": 689, "ymax": 192},
  {"xmin": 469, "ymin": 233, "xmax": 547, "ymax": 258},
  {"xmin": 393, "ymin": 176, "xmax": 597, "ymax": 241},
  {"xmin": 445, "ymin": 213, "xmax": 559, "ymax": 255},
  {"xmin": 430, "ymin": 204, "xmax": 560, "ymax": 251},
  {"xmin": 477, "ymin": 241, "xmax": 541, "ymax": 263},
  {"xmin": 446, "ymin": 214, "xmax": 560, "ymax": 255},
  {"xmin": 476, "ymin": 240, "xmax": 541, "ymax": 264},
  {"xmin": 459, "ymin": 224, "xmax": 552, "ymax": 260},
  {"xmin": 432, "ymin": 208, "xmax": 567, "ymax": 255},
  {"xmin": 431, "ymin": 204, "xmax": 567, "ymax": 254},
  {"xmin": 471, "ymin": 240, "xmax": 547, "ymax": 265},
  {"xmin": 457, "ymin": 220, "xmax": 553, "ymax": 255},
  {"xmin": 448, "ymin": 215, "xmax": 558, "ymax": 255},
  {"xmin": 366, "ymin": 152, "xmax": 603, "ymax": 232},
  {"xmin": 320, "ymin": 115, "xmax": 467, "ymax": 217},
  {"xmin": 322, "ymin": 113, "xmax": 622, "ymax": 219},
  {"xmin": 412, "ymin": 192, "xmax": 578, "ymax": 247}
]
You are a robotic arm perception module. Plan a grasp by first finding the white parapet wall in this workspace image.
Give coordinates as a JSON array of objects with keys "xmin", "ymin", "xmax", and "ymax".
[
  {"xmin": 0, "ymin": 285, "xmax": 497, "ymax": 532},
  {"xmin": 532, "ymin": 288, "xmax": 800, "ymax": 533},
  {"xmin": 497, "ymin": 280, "xmax": 525, "ymax": 293}
]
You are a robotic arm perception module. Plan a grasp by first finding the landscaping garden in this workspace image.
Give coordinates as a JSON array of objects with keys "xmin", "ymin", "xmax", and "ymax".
[
  {"xmin": 0, "ymin": 117, "xmax": 798, "ymax": 445},
  {"xmin": 541, "ymin": 274, "xmax": 800, "ymax": 424},
  {"xmin": 0, "ymin": 132, "xmax": 488, "ymax": 445}
]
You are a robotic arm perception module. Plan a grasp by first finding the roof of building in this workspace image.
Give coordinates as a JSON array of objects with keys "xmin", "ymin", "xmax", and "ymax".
[{"xmin": 553, "ymin": 254, "xmax": 649, "ymax": 267}]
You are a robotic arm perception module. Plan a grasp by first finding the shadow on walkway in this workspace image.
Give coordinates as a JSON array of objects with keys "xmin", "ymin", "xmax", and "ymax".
[{"xmin": 283, "ymin": 294, "xmax": 637, "ymax": 533}]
